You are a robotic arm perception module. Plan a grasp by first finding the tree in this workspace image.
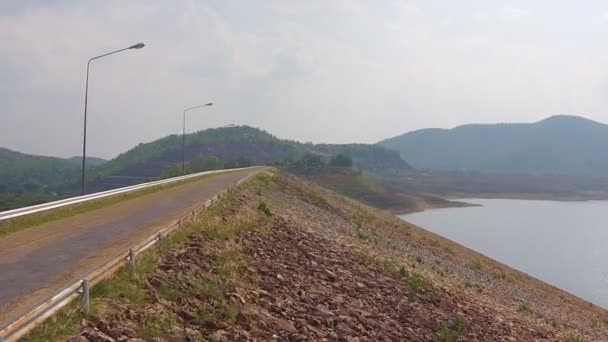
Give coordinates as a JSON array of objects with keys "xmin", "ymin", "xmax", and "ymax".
[
  {"xmin": 160, "ymin": 164, "xmax": 180, "ymax": 179},
  {"xmin": 330, "ymin": 154, "xmax": 353, "ymax": 167},
  {"xmin": 225, "ymin": 156, "xmax": 253, "ymax": 169},
  {"xmin": 191, "ymin": 156, "xmax": 224, "ymax": 172},
  {"xmin": 300, "ymin": 154, "xmax": 326, "ymax": 168}
]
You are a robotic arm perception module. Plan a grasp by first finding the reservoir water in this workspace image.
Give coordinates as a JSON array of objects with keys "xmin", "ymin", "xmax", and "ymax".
[{"xmin": 400, "ymin": 199, "xmax": 608, "ymax": 309}]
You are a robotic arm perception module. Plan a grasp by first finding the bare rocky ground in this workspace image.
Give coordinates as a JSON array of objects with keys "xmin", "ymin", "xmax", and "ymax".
[{"xmin": 57, "ymin": 170, "xmax": 608, "ymax": 341}]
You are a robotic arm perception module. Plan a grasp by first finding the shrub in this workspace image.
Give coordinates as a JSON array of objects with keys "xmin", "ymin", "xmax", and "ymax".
[
  {"xmin": 518, "ymin": 300, "xmax": 532, "ymax": 313},
  {"xmin": 329, "ymin": 153, "xmax": 353, "ymax": 167},
  {"xmin": 257, "ymin": 201, "xmax": 272, "ymax": 216},
  {"xmin": 437, "ymin": 315, "xmax": 465, "ymax": 342}
]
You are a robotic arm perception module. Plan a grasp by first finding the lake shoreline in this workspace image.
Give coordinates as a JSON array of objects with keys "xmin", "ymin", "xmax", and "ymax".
[
  {"xmin": 402, "ymin": 197, "xmax": 608, "ymax": 310},
  {"xmin": 391, "ymin": 192, "xmax": 608, "ymax": 216},
  {"xmin": 390, "ymin": 198, "xmax": 480, "ymax": 215},
  {"xmin": 442, "ymin": 192, "xmax": 608, "ymax": 202}
]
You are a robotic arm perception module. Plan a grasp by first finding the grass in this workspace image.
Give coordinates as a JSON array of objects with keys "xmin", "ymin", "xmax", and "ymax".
[
  {"xmin": 492, "ymin": 270, "xmax": 507, "ymax": 281},
  {"xmin": 353, "ymin": 222, "xmax": 377, "ymax": 242},
  {"xmin": 437, "ymin": 315, "xmax": 465, "ymax": 342},
  {"xmin": 408, "ymin": 272, "xmax": 427, "ymax": 296},
  {"xmin": 471, "ymin": 260, "xmax": 483, "ymax": 271},
  {"xmin": 518, "ymin": 300, "xmax": 532, "ymax": 313},
  {"xmin": 0, "ymin": 171, "xmax": 232, "ymax": 238},
  {"xmin": 158, "ymin": 284, "xmax": 182, "ymax": 301},
  {"xmin": 277, "ymin": 175, "xmax": 329, "ymax": 209},
  {"xmin": 442, "ymin": 245, "xmax": 456, "ymax": 256},
  {"xmin": 18, "ymin": 306, "xmax": 85, "ymax": 342},
  {"xmin": 142, "ymin": 313, "xmax": 177, "ymax": 340},
  {"xmin": 399, "ymin": 265, "xmax": 409, "ymax": 278},
  {"xmin": 464, "ymin": 281, "xmax": 483, "ymax": 293},
  {"xmin": 189, "ymin": 277, "xmax": 239, "ymax": 324},
  {"xmin": 217, "ymin": 248, "xmax": 244, "ymax": 283},
  {"xmin": 257, "ymin": 201, "xmax": 272, "ymax": 216}
]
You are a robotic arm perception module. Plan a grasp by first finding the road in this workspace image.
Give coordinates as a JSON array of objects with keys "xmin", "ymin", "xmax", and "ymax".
[{"xmin": 0, "ymin": 168, "xmax": 261, "ymax": 323}]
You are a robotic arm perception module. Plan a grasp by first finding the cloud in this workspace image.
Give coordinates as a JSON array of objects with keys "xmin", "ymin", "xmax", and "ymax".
[
  {"xmin": 1, "ymin": 0, "xmax": 608, "ymax": 159},
  {"xmin": 502, "ymin": 7, "xmax": 531, "ymax": 21}
]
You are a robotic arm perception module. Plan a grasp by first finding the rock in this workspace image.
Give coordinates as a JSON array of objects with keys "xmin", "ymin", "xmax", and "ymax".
[
  {"xmin": 68, "ymin": 336, "xmax": 89, "ymax": 342},
  {"xmin": 324, "ymin": 269, "xmax": 337, "ymax": 281},
  {"xmin": 178, "ymin": 309, "xmax": 197, "ymax": 321},
  {"xmin": 89, "ymin": 316, "xmax": 110, "ymax": 332},
  {"xmin": 277, "ymin": 273, "xmax": 285, "ymax": 281},
  {"xmin": 122, "ymin": 328, "xmax": 137, "ymax": 338},
  {"xmin": 274, "ymin": 318, "xmax": 297, "ymax": 333},
  {"xmin": 231, "ymin": 292, "xmax": 247, "ymax": 304},
  {"xmin": 106, "ymin": 327, "xmax": 125, "ymax": 339},
  {"xmin": 316, "ymin": 305, "xmax": 336, "ymax": 317},
  {"xmin": 333, "ymin": 295, "xmax": 345, "ymax": 305},
  {"xmin": 82, "ymin": 328, "xmax": 116, "ymax": 342}
]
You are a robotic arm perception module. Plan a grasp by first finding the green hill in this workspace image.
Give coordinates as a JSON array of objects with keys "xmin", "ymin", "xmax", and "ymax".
[
  {"xmin": 0, "ymin": 148, "xmax": 81, "ymax": 210},
  {"xmin": 379, "ymin": 115, "xmax": 608, "ymax": 177},
  {"xmin": 88, "ymin": 125, "xmax": 410, "ymax": 191}
]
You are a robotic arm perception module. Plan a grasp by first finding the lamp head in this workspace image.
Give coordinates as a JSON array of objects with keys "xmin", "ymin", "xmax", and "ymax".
[{"xmin": 129, "ymin": 42, "xmax": 146, "ymax": 49}]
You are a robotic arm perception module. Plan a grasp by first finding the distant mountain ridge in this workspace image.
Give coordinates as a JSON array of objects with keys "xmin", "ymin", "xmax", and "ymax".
[
  {"xmin": 379, "ymin": 115, "xmax": 608, "ymax": 177},
  {"xmin": 66, "ymin": 156, "xmax": 107, "ymax": 166}
]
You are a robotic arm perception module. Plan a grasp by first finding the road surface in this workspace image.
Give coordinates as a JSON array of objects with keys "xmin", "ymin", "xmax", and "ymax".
[{"xmin": 0, "ymin": 168, "xmax": 261, "ymax": 323}]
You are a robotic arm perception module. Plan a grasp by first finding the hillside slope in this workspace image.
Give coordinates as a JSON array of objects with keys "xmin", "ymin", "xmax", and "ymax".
[
  {"xmin": 0, "ymin": 148, "xmax": 81, "ymax": 210},
  {"xmin": 89, "ymin": 125, "xmax": 409, "ymax": 191},
  {"xmin": 287, "ymin": 166, "xmax": 472, "ymax": 213},
  {"xmin": 379, "ymin": 115, "xmax": 608, "ymax": 177},
  {"xmin": 31, "ymin": 170, "xmax": 608, "ymax": 341}
]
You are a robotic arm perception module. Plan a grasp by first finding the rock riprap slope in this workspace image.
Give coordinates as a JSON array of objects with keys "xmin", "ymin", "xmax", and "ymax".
[{"xmin": 30, "ymin": 170, "xmax": 607, "ymax": 341}]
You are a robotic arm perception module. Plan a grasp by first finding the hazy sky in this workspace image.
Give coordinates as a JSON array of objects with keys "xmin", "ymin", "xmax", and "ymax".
[{"xmin": 2, "ymin": 1, "xmax": 608, "ymax": 159}]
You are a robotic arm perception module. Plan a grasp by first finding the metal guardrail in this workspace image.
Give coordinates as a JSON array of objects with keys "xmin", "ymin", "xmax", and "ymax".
[
  {"xmin": 0, "ymin": 167, "xmax": 257, "ymax": 222},
  {"xmin": 0, "ymin": 170, "xmax": 258, "ymax": 341}
]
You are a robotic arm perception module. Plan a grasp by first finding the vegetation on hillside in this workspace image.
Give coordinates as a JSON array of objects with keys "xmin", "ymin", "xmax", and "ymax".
[
  {"xmin": 0, "ymin": 148, "xmax": 81, "ymax": 211},
  {"xmin": 98, "ymin": 125, "xmax": 407, "ymax": 177},
  {"xmin": 85, "ymin": 125, "xmax": 408, "ymax": 192},
  {"xmin": 0, "ymin": 126, "xmax": 409, "ymax": 210},
  {"xmin": 283, "ymin": 154, "xmax": 466, "ymax": 213},
  {"xmin": 379, "ymin": 115, "xmax": 608, "ymax": 177}
]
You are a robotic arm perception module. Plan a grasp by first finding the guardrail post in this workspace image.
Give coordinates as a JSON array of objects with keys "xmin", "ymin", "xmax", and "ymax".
[
  {"xmin": 129, "ymin": 249, "xmax": 136, "ymax": 274},
  {"xmin": 81, "ymin": 279, "xmax": 90, "ymax": 315}
]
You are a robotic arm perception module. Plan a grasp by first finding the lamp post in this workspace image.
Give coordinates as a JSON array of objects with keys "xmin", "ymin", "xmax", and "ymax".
[
  {"xmin": 182, "ymin": 102, "xmax": 213, "ymax": 173},
  {"xmin": 81, "ymin": 42, "xmax": 145, "ymax": 195}
]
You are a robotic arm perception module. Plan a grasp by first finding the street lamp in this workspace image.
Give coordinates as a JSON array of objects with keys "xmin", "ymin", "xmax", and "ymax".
[
  {"xmin": 182, "ymin": 102, "xmax": 213, "ymax": 173},
  {"xmin": 81, "ymin": 42, "xmax": 145, "ymax": 195}
]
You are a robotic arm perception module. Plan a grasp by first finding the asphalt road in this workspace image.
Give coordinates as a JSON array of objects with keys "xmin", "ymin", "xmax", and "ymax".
[{"xmin": 0, "ymin": 168, "xmax": 261, "ymax": 323}]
